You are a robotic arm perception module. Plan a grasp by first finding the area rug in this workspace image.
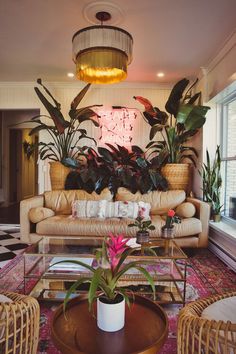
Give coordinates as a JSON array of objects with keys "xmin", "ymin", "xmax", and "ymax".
[{"xmin": 0, "ymin": 249, "xmax": 236, "ymax": 354}]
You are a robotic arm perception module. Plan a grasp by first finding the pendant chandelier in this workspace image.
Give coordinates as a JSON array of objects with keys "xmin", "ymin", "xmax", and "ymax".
[{"xmin": 72, "ymin": 11, "xmax": 133, "ymax": 84}]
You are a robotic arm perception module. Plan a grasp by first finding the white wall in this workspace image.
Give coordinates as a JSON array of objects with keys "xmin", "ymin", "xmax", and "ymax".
[
  {"xmin": 198, "ymin": 30, "xmax": 236, "ymax": 157},
  {"xmin": 0, "ymin": 82, "xmax": 171, "ymax": 194}
]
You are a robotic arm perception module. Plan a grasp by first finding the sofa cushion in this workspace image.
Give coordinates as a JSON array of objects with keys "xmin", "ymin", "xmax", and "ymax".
[
  {"xmin": 176, "ymin": 202, "xmax": 196, "ymax": 218},
  {"xmin": 29, "ymin": 207, "xmax": 55, "ymax": 223},
  {"xmin": 166, "ymin": 217, "xmax": 202, "ymax": 237},
  {"xmin": 115, "ymin": 188, "xmax": 186, "ymax": 215},
  {"xmin": 44, "ymin": 188, "xmax": 113, "ymax": 215},
  {"xmin": 36, "ymin": 215, "xmax": 163, "ymax": 237}
]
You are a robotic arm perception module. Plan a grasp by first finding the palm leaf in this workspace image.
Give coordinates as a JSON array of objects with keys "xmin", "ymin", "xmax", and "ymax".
[{"xmin": 71, "ymin": 83, "xmax": 91, "ymax": 110}]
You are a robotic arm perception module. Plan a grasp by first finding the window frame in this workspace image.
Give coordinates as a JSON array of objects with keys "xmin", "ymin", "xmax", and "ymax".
[{"xmin": 220, "ymin": 92, "xmax": 236, "ymax": 224}]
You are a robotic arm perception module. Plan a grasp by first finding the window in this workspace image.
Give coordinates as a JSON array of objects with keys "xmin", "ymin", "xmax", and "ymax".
[{"xmin": 221, "ymin": 95, "xmax": 236, "ymax": 221}]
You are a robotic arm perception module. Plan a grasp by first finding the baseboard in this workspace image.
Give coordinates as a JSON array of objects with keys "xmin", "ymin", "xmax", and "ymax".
[{"xmin": 208, "ymin": 240, "xmax": 236, "ymax": 272}]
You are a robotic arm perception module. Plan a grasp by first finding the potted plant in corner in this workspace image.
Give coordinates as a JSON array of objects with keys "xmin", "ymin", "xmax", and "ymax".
[
  {"xmin": 200, "ymin": 145, "xmax": 223, "ymax": 221},
  {"xmin": 28, "ymin": 79, "xmax": 101, "ymax": 190},
  {"xmin": 55, "ymin": 233, "xmax": 156, "ymax": 332},
  {"xmin": 134, "ymin": 78, "xmax": 210, "ymax": 191}
]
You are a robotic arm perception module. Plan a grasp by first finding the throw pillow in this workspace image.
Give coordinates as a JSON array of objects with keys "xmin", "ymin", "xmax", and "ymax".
[
  {"xmin": 29, "ymin": 207, "xmax": 55, "ymax": 223},
  {"xmin": 175, "ymin": 202, "xmax": 196, "ymax": 218},
  {"xmin": 97, "ymin": 200, "xmax": 151, "ymax": 219},
  {"xmin": 71, "ymin": 200, "xmax": 100, "ymax": 218}
]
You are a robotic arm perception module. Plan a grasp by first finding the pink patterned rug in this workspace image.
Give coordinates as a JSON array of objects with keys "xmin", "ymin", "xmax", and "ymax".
[{"xmin": 0, "ymin": 249, "xmax": 236, "ymax": 354}]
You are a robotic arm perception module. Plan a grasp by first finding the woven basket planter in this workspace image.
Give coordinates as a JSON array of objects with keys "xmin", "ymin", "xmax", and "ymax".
[
  {"xmin": 161, "ymin": 163, "xmax": 191, "ymax": 191},
  {"xmin": 0, "ymin": 291, "xmax": 40, "ymax": 354},
  {"xmin": 49, "ymin": 161, "xmax": 71, "ymax": 190}
]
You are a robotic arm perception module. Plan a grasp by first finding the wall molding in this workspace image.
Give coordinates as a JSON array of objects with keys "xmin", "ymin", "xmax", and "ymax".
[{"xmin": 0, "ymin": 81, "xmax": 172, "ymax": 90}]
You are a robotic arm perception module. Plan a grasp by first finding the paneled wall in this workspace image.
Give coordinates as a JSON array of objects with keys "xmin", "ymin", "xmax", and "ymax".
[{"xmin": 0, "ymin": 82, "xmax": 171, "ymax": 195}]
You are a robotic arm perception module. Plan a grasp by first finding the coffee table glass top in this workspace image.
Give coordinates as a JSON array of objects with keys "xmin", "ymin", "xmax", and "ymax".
[{"xmin": 25, "ymin": 236, "xmax": 187, "ymax": 259}]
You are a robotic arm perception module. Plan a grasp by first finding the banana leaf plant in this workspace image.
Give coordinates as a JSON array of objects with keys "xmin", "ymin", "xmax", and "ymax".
[
  {"xmin": 134, "ymin": 78, "xmax": 210, "ymax": 166},
  {"xmin": 28, "ymin": 79, "xmax": 102, "ymax": 162}
]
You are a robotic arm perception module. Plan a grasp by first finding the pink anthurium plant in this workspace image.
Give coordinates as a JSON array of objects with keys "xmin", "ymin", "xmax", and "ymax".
[{"xmin": 55, "ymin": 233, "xmax": 156, "ymax": 311}]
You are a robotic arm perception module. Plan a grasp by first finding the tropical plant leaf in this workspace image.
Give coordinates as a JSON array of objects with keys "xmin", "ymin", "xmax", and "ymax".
[
  {"xmin": 98, "ymin": 147, "xmax": 114, "ymax": 163},
  {"xmin": 150, "ymin": 124, "xmax": 165, "ymax": 140},
  {"xmin": 88, "ymin": 268, "xmax": 103, "ymax": 311},
  {"xmin": 184, "ymin": 105, "xmax": 210, "ymax": 130},
  {"xmin": 131, "ymin": 145, "xmax": 144, "ymax": 154},
  {"xmin": 165, "ymin": 78, "xmax": 189, "ymax": 117},
  {"xmin": 176, "ymin": 104, "xmax": 193, "ymax": 124},
  {"xmin": 71, "ymin": 83, "xmax": 91, "ymax": 110},
  {"xmin": 34, "ymin": 86, "xmax": 69, "ymax": 134}
]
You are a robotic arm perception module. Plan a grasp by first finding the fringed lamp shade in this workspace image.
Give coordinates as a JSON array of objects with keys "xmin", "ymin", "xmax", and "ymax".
[{"xmin": 72, "ymin": 26, "xmax": 133, "ymax": 84}]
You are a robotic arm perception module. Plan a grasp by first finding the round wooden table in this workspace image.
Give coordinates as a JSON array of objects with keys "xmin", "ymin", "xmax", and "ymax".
[{"xmin": 51, "ymin": 295, "xmax": 168, "ymax": 354}]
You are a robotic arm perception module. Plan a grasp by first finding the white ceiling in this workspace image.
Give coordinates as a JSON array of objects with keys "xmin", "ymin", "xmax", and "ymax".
[{"xmin": 0, "ymin": 0, "xmax": 235, "ymax": 84}]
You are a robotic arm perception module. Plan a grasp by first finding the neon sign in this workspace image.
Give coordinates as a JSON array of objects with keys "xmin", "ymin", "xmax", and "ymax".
[{"xmin": 97, "ymin": 107, "xmax": 138, "ymax": 146}]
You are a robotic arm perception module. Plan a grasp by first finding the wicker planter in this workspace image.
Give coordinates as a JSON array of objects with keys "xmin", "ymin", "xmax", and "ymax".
[
  {"xmin": 161, "ymin": 163, "xmax": 191, "ymax": 191},
  {"xmin": 49, "ymin": 161, "xmax": 71, "ymax": 190}
]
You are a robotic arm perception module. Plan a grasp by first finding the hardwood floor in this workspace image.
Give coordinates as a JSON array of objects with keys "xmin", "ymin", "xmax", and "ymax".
[{"xmin": 0, "ymin": 203, "xmax": 20, "ymax": 224}]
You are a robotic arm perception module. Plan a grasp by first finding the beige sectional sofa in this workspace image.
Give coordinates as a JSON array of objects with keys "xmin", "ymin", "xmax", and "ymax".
[{"xmin": 20, "ymin": 188, "xmax": 210, "ymax": 247}]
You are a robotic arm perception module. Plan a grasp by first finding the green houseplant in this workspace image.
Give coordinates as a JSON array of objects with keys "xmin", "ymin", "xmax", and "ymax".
[
  {"xmin": 64, "ymin": 143, "xmax": 168, "ymax": 194},
  {"xmin": 134, "ymin": 78, "xmax": 210, "ymax": 190},
  {"xmin": 56, "ymin": 233, "xmax": 156, "ymax": 332},
  {"xmin": 128, "ymin": 208, "xmax": 155, "ymax": 243},
  {"xmin": 200, "ymin": 145, "xmax": 223, "ymax": 221},
  {"xmin": 29, "ymin": 79, "xmax": 101, "ymax": 189}
]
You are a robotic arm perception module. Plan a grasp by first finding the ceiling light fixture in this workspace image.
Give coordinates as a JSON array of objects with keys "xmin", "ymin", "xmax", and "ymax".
[
  {"xmin": 67, "ymin": 72, "xmax": 74, "ymax": 78},
  {"xmin": 157, "ymin": 72, "xmax": 165, "ymax": 77},
  {"xmin": 72, "ymin": 11, "xmax": 133, "ymax": 84}
]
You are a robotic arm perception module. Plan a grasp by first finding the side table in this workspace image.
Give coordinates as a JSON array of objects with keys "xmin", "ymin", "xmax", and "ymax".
[{"xmin": 51, "ymin": 295, "xmax": 168, "ymax": 354}]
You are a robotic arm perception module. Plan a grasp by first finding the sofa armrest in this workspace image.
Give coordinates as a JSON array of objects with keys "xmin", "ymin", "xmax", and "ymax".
[
  {"xmin": 186, "ymin": 197, "xmax": 210, "ymax": 247},
  {"xmin": 20, "ymin": 195, "xmax": 44, "ymax": 243}
]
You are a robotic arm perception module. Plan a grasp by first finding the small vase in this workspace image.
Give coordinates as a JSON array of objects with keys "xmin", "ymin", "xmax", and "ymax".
[
  {"xmin": 161, "ymin": 227, "xmax": 175, "ymax": 239},
  {"xmin": 136, "ymin": 231, "xmax": 149, "ymax": 244},
  {"xmin": 97, "ymin": 295, "xmax": 125, "ymax": 332}
]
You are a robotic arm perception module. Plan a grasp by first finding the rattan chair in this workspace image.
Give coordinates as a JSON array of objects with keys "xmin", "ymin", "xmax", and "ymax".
[
  {"xmin": 177, "ymin": 291, "xmax": 236, "ymax": 354},
  {"xmin": 0, "ymin": 291, "xmax": 40, "ymax": 354}
]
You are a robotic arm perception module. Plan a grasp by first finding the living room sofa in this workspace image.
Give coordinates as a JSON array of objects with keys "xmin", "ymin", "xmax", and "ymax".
[{"xmin": 20, "ymin": 188, "xmax": 210, "ymax": 247}]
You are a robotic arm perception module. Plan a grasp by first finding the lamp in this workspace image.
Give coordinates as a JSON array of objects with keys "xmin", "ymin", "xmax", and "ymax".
[{"xmin": 72, "ymin": 11, "xmax": 133, "ymax": 84}]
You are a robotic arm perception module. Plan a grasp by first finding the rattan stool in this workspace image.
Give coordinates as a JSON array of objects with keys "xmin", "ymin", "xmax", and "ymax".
[
  {"xmin": 177, "ymin": 291, "xmax": 236, "ymax": 354},
  {"xmin": 0, "ymin": 291, "xmax": 40, "ymax": 354}
]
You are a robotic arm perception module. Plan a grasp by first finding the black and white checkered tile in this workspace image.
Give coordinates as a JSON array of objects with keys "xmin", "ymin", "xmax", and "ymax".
[{"xmin": 0, "ymin": 224, "xmax": 28, "ymax": 269}]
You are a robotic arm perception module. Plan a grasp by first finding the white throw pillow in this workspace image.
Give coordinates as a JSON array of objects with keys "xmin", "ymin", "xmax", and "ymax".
[
  {"xmin": 72, "ymin": 200, "xmax": 100, "ymax": 218},
  {"xmin": 98, "ymin": 200, "xmax": 151, "ymax": 219}
]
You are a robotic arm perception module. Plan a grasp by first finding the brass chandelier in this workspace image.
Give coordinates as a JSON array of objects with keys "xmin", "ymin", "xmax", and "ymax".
[{"xmin": 72, "ymin": 11, "xmax": 133, "ymax": 84}]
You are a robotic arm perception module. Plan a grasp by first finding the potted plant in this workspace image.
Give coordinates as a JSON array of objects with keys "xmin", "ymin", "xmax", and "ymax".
[
  {"xmin": 134, "ymin": 78, "xmax": 210, "ymax": 191},
  {"xmin": 64, "ymin": 143, "xmax": 168, "ymax": 194},
  {"xmin": 29, "ymin": 79, "xmax": 101, "ymax": 189},
  {"xmin": 200, "ymin": 145, "xmax": 223, "ymax": 221},
  {"xmin": 56, "ymin": 233, "xmax": 156, "ymax": 332},
  {"xmin": 161, "ymin": 209, "xmax": 181, "ymax": 239},
  {"xmin": 128, "ymin": 209, "xmax": 156, "ymax": 243}
]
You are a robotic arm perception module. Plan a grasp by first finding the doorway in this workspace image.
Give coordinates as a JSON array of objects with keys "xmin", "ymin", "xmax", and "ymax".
[{"xmin": 9, "ymin": 128, "xmax": 38, "ymax": 203}]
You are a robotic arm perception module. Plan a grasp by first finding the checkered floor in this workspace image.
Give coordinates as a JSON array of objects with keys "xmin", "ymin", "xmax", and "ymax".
[{"xmin": 0, "ymin": 224, "xmax": 28, "ymax": 269}]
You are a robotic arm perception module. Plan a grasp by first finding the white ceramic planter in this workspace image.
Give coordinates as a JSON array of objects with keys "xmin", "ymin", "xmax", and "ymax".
[{"xmin": 97, "ymin": 296, "xmax": 125, "ymax": 332}]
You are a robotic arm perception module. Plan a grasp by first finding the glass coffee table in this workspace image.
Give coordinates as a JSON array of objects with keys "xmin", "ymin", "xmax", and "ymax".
[{"xmin": 24, "ymin": 236, "xmax": 188, "ymax": 305}]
